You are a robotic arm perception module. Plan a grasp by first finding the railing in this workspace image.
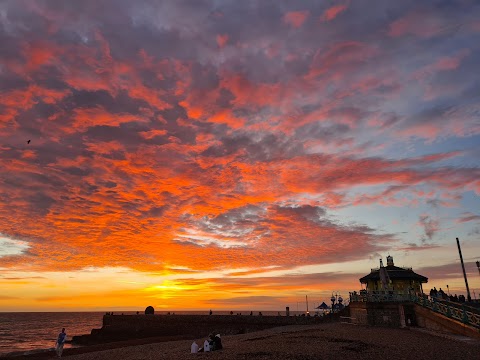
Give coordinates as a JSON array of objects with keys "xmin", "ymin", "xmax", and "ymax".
[
  {"xmin": 369, "ymin": 266, "xmax": 413, "ymax": 272},
  {"xmin": 350, "ymin": 291, "xmax": 480, "ymax": 329},
  {"xmin": 350, "ymin": 291, "xmax": 414, "ymax": 303},
  {"xmin": 413, "ymin": 296, "xmax": 480, "ymax": 330}
]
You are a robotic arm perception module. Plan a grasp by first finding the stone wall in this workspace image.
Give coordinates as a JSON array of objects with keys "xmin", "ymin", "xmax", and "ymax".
[
  {"xmin": 349, "ymin": 302, "xmax": 368, "ymax": 325},
  {"xmin": 366, "ymin": 302, "xmax": 402, "ymax": 327},
  {"xmin": 349, "ymin": 302, "xmax": 414, "ymax": 327}
]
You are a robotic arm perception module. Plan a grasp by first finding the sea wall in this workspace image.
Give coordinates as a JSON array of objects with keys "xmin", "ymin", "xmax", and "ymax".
[
  {"xmin": 349, "ymin": 302, "xmax": 415, "ymax": 327},
  {"xmin": 414, "ymin": 304, "xmax": 480, "ymax": 339},
  {"xmin": 72, "ymin": 314, "xmax": 327, "ymax": 345}
]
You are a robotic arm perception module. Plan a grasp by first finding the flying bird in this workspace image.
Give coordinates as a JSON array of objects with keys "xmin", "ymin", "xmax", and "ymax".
[{"xmin": 27, "ymin": 140, "xmax": 30, "ymax": 144}]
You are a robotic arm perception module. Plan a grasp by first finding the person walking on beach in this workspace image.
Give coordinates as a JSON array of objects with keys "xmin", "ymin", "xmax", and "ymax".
[{"xmin": 55, "ymin": 328, "xmax": 67, "ymax": 358}]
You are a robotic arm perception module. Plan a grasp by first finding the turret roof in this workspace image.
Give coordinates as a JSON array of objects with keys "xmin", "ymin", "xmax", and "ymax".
[{"xmin": 359, "ymin": 265, "xmax": 428, "ymax": 283}]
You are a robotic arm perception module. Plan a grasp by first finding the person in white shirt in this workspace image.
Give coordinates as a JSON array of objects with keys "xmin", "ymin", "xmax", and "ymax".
[{"xmin": 203, "ymin": 339, "xmax": 210, "ymax": 352}]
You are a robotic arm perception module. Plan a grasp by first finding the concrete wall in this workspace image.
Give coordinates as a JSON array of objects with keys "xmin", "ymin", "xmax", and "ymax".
[
  {"xmin": 414, "ymin": 304, "xmax": 480, "ymax": 340},
  {"xmin": 72, "ymin": 314, "xmax": 326, "ymax": 345},
  {"xmin": 349, "ymin": 301, "xmax": 480, "ymax": 340}
]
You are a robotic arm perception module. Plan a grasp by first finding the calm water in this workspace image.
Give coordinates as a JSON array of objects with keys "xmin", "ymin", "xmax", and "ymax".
[
  {"xmin": 0, "ymin": 312, "xmax": 104, "ymax": 356},
  {"xmin": 0, "ymin": 310, "xmax": 309, "ymax": 356}
]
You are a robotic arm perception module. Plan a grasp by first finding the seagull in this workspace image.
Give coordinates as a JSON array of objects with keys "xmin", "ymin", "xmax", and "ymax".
[{"xmin": 27, "ymin": 140, "xmax": 30, "ymax": 144}]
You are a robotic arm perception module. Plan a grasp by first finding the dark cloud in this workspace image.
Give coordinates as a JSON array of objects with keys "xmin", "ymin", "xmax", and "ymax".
[
  {"xmin": 30, "ymin": 192, "xmax": 55, "ymax": 216},
  {"xmin": 418, "ymin": 215, "xmax": 439, "ymax": 241},
  {"xmin": 201, "ymin": 132, "xmax": 304, "ymax": 161}
]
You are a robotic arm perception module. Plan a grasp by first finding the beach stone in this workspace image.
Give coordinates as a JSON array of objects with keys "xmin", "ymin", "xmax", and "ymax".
[{"xmin": 145, "ymin": 306, "xmax": 154, "ymax": 315}]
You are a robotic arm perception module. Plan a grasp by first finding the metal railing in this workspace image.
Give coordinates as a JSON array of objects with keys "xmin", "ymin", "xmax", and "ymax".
[
  {"xmin": 413, "ymin": 296, "xmax": 480, "ymax": 330},
  {"xmin": 349, "ymin": 291, "xmax": 414, "ymax": 302},
  {"xmin": 349, "ymin": 291, "xmax": 480, "ymax": 329}
]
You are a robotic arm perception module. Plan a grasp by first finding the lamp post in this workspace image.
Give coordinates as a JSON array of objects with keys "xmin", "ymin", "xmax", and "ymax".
[
  {"xmin": 446, "ymin": 285, "xmax": 450, "ymax": 296},
  {"xmin": 330, "ymin": 293, "xmax": 336, "ymax": 313}
]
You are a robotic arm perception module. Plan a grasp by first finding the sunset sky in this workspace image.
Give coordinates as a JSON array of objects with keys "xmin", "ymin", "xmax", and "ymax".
[{"xmin": 1, "ymin": 0, "xmax": 480, "ymax": 312}]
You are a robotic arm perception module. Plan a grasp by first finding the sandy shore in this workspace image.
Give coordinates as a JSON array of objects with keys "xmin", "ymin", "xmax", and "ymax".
[{"xmin": 8, "ymin": 323, "xmax": 480, "ymax": 360}]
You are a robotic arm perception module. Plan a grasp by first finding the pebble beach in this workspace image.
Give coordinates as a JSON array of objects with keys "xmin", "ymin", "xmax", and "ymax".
[{"xmin": 10, "ymin": 323, "xmax": 479, "ymax": 360}]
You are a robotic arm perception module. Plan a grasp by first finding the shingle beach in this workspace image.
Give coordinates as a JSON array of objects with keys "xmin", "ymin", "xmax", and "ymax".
[{"xmin": 12, "ymin": 323, "xmax": 478, "ymax": 360}]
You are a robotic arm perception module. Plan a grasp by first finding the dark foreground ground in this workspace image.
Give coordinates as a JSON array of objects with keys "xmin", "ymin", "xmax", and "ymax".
[{"xmin": 5, "ymin": 323, "xmax": 480, "ymax": 360}]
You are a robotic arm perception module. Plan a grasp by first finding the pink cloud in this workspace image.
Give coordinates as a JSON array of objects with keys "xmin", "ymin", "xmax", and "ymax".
[
  {"xmin": 216, "ymin": 34, "xmax": 229, "ymax": 48},
  {"xmin": 321, "ymin": 4, "xmax": 347, "ymax": 22},
  {"xmin": 283, "ymin": 11, "xmax": 309, "ymax": 28},
  {"xmin": 413, "ymin": 49, "xmax": 470, "ymax": 80},
  {"xmin": 389, "ymin": 12, "xmax": 444, "ymax": 38},
  {"xmin": 307, "ymin": 41, "xmax": 378, "ymax": 80}
]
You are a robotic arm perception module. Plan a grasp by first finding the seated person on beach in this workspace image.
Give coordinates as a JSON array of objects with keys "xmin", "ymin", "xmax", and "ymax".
[
  {"xmin": 192, "ymin": 334, "xmax": 221, "ymax": 353},
  {"xmin": 212, "ymin": 333, "xmax": 222, "ymax": 350},
  {"xmin": 197, "ymin": 338, "xmax": 211, "ymax": 352},
  {"xmin": 203, "ymin": 339, "xmax": 211, "ymax": 352}
]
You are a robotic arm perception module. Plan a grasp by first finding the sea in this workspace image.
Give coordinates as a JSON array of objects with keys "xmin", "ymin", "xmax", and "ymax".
[{"xmin": 0, "ymin": 310, "xmax": 310, "ymax": 356}]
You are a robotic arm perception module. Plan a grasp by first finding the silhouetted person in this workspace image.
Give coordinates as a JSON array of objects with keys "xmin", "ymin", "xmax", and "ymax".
[
  {"xmin": 454, "ymin": 294, "xmax": 459, "ymax": 302},
  {"xmin": 230, "ymin": 311, "xmax": 233, "ymax": 315},
  {"xmin": 459, "ymin": 294, "xmax": 465, "ymax": 303},
  {"xmin": 55, "ymin": 328, "xmax": 66, "ymax": 358},
  {"xmin": 438, "ymin": 288, "xmax": 445, "ymax": 299},
  {"xmin": 215, "ymin": 334, "xmax": 223, "ymax": 350},
  {"xmin": 250, "ymin": 311, "xmax": 253, "ymax": 316},
  {"xmin": 209, "ymin": 309, "xmax": 213, "ymax": 315},
  {"xmin": 27, "ymin": 140, "xmax": 30, "ymax": 144}
]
